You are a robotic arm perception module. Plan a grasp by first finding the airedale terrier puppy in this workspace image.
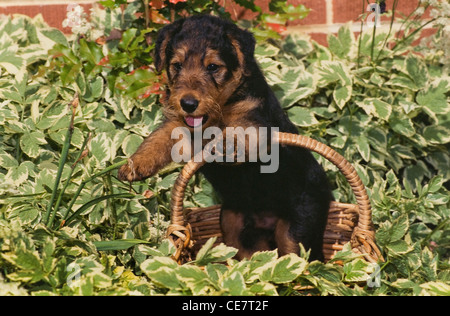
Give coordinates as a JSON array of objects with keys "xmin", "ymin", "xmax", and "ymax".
[{"xmin": 118, "ymin": 15, "xmax": 333, "ymax": 261}]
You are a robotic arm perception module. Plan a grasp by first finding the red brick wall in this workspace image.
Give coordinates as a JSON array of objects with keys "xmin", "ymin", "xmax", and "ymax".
[
  {"xmin": 0, "ymin": 0, "xmax": 434, "ymax": 46},
  {"xmin": 288, "ymin": 0, "xmax": 433, "ymax": 45},
  {"xmin": 0, "ymin": 2, "xmax": 94, "ymax": 34},
  {"xmin": 231, "ymin": 0, "xmax": 434, "ymax": 45}
]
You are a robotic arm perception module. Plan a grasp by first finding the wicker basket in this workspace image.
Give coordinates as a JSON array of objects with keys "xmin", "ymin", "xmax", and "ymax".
[{"xmin": 167, "ymin": 132, "xmax": 383, "ymax": 264}]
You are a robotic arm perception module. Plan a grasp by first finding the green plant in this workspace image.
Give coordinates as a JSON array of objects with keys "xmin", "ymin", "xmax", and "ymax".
[
  {"xmin": 251, "ymin": 0, "xmax": 450, "ymax": 294},
  {"xmin": 0, "ymin": 0, "xmax": 449, "ymax": 296}
]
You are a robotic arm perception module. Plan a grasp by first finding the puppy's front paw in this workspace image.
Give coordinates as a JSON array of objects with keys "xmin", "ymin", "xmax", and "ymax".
[
  {"xmin": 118, "ymin": 158, "xmax": 153, "ymax": 182},
  {"xmin": 118, "ymin": 161, "xmax": 136, "ymax": 182}
]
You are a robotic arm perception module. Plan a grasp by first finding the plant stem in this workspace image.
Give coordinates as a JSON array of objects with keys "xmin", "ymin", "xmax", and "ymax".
[
  {"xmin": 63, "ymin": 192, "xmax": 134, "ymax": 227},
  {"xmin": 103, "ymin": 163, "xmax": 119, "ymax": 238},
  {"xmin": 375, "ymin": 0, "xmax": 398, "ymax": 63},
  {"xmin": 170, "ymin": 3, "xmax": 175, "ymax": 22},
  {"xmin": 60, "ymin": 159, "xmax": 128, "ymax": 227},
  {"xmin": 357, "ymin": 0, "xmax": 366, "ymax": 69},
  {"xmin": 144, "ymin": 0, "xmax": 149, "ymax": 28},
  {"xmin": 396, "ymin": 0, "xmax": 423, "ymax": 41},
  {"xmin": 392, "ymin": 18, "xmax": 436, "ymax": 53},
  {"xmin": 370, "ymin": 12, "xmax": 377, "ymax": 62},
  {"xmin": 48, "ymin": 132, "xmax": 91, "ymax": 229},
  {"xmin": 421, "ymin": 218, "xmax": 449, "ymax": 248},
  {"xmin": 44, "ymin": 94, "xmax": 78, "ymax": 226}
]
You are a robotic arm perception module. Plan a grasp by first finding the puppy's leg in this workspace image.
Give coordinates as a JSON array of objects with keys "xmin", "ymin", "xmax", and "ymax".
[
  {"xmin": 221, "ymin": 209, "xmax": 276, "ymax": 260},
  {"xmin": 275, "ymin": 213, "xmax": 326, "ymax": 261},
  {"xmin": 118, "ymin": 121, "xmax": 181, "ymax": 182},
  {"xmin": 220, "ymin": 209, "xmax": 251, "ymax": 260},
  {"xmin": 274, "ymin": 219, "xmax": 300, "ymax": 257}
]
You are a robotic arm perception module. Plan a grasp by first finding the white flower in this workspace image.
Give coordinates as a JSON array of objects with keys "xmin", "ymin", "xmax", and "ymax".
[
  {"xmin": 442, "ymin": 2, "xmax": 450, "ymax": 15},
  {"xmin": 62, "ymin": 4, "xmax": 91, "ymax": 35},
  {"xmin": 435, "ymin": 16, "xmax": 450, "ymax": 26},
  {"xmin": 416, "ymin": 7, "xmax": 425, "ymax": 15},
  {"xmin": 424, "ymin": 0, "xmax": 439, "ymax": 7},
  {"xmin": 430, "ymin": 8, "xmax": 440, "ymax": 19}
]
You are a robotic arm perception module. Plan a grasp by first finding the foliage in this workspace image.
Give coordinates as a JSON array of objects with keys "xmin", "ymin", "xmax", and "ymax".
[{"xmin": 0, "ymin": 0, "xmax": 449, "ymax": 296}]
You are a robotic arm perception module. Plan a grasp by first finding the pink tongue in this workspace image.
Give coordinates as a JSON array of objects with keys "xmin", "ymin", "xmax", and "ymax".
[{"xmin": 186, "ymin": 116, "xmax": 203, "ymax": 127}]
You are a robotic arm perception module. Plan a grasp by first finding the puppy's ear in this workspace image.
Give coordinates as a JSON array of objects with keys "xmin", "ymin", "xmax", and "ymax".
[
  {"xmin": 154, "ymin": 19, "xmax": 185, "ymax": 73},
  {"xmin": 226, "ymin": 24, "xmax": 256, "ymax": 72}
]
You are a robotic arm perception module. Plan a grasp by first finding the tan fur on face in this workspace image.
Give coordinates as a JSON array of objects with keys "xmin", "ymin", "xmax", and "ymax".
[
  {"xmin": 165, "ymin": 46, "xmax": 248, "ymax": 129},
  {"xmin": 229, "ymin": 38, "xmax": 246, "ymax": 70},
  {"xmin": 155, "ymin": 35, "xmax": 172, "ymax": 72},
  {"xmin": 222, "ymin": 98, "xmax": 259, "ymax": 126}
]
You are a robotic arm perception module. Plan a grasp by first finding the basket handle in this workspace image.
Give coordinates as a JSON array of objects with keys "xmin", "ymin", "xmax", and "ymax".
[{"xmin": 168, "ymin": 131, "xmax": 382, "ymax": 263}]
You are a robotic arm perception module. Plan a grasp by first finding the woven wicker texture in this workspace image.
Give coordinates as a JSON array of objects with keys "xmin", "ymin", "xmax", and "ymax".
[{"xmin": 167, "ymin": 132, "xmax": 383, "ymax": 263}]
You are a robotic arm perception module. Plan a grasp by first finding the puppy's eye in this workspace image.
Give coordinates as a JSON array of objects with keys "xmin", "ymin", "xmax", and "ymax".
[
  {"xmin": 207, "ymin": 64, "xmax": 219, "ymax": 72},
  {"xmin": 172, "ymin": 62, "xmax": 182, "ymax": 71}
]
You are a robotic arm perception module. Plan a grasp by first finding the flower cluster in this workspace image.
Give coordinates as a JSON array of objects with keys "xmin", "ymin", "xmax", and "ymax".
[
  {"xmin": 62, "ymin": 4, "xmax": 92, "ymax": 35},
  {"xmin": 421, "ymin": 0, "xmax": 450, "ymax": 26},
  {"xmin": 430, "ymin": 3, "xmax": 450, "ymax": 26}
]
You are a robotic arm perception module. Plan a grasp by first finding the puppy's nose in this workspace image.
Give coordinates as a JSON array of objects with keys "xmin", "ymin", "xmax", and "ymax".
[{"xmin": 180, "ymin": 97, "xmax": 199, "ymax": 113}]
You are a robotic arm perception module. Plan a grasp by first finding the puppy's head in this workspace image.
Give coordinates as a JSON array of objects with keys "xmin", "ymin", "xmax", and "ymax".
[{"xmin": 154, "ymin": 15, "xmax": 256, "ymax": 130}]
